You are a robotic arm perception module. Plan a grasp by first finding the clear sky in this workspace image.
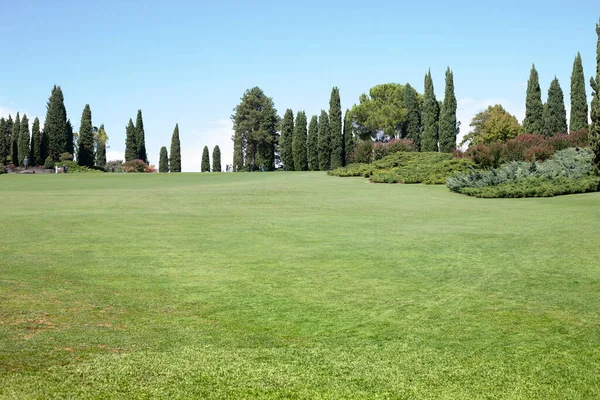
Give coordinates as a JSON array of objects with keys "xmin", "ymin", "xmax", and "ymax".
[{"xmin": 1, "ymin": 1, "xmax": 599, "ymax": 170}]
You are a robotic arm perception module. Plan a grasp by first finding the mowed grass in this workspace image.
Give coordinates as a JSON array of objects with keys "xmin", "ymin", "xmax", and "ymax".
[{"xmin": 0, "ymin": 172, "xmax": 599, "ymax": 399}]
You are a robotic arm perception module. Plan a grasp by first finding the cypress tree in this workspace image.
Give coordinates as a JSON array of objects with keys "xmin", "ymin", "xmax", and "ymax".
[
  {"xmin": 570, "ymin": 52, "xmax": 589, "ymax": 132},
  {"xmin": 590, "ymin": 19, "xmax": 600, "ymax": 164},
  {"xmin": 124, "ymin": 119, "xmax": 138, "ymax": 161},
  {"xmin": 40, "ymin": 120, "xmax": 48, "ymax": 164},
  {"xmin": 0, "ymin": 118, "xmax": 6, "ymax": 165},
  {"xmin": 439, "ymin": 68, "xmax": 458, "ymax": 152},
  {"xmin": 95, "ymin": 124, "xmax": 107, "ymax": 169},
  {"xmin": 212, "ymin": 145, "xmax": 222, "ymax": 172},
  {"xmin": 524, "ymin": 64, "xmax": 544, "ymax": 134},
  {"xmin": 543, "ymin": 78, "xmax": 568, "ymax": 136},
  {"xmin": 18, "ymin": 114, "xmax": 30, "ymax": 166},
  {"xmin": 159, "ymin": 146, "xmax": 169, "ymax": 172},
  {"xmin": 4, "ymin": 116, "xmax": 14, "ymax": 164},
  {"xmin": 318, "ymin": 110, "xmax": 331, "ymax": 170},
  {"xmin": 343, "ymin": 109, "xmax": 354, "ymax": 164},
  {"xmin": 11, "ymin": 113, "xmax": 20, "ymax": 165},
  {"xmin": 170, "ymin": 123, "xmax": 181, "ymax": 172},
  {"xmin": 403, "ymin": 83, "xmax": 421, "ymax": 150},
  {"xmin": 307, "ymin": 115, "xmax": 319, "ymax": 171},
  {"xmin": 421, "ymin": 71, "xmax": 439, "ymax": 152},
  {"xmin": 135, "ymin": 110, "xmax": 148, "ymax": 163},
  {"xmin": 201, "ymin": 145, "xmax": 210, "ymax": 172},
  {"xmin": 44, "ymin": 85, "xmax": 69, "ymax": 161},
  {"xmin": 77, "ymin": 104, "xmax": 95, "ymax": 167},
  {"xmin": 30, "ymin": 117, "xmax": 41, "ymax": 166},
  {"xmin": 233, "ymin": 129, "xmax": 243, "ymax": 171},
  {"xmin": 329, "ymin": 87, "xmax": 344, "ymax": 168},
  {"xmin": 66, "ymin": 119, "xmax": 74, "ymax": 157},
  {"xmin": 280, "ymin": 109, "xmax": 295, "ymax": 170},
  {"xmin": 292, "ymin": 111, "xmax": 308, "ymax": 170}
]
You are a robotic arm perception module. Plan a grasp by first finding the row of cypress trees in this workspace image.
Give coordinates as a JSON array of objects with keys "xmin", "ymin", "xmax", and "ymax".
[
  {"xmin": 421, "ymin": 68, "xmax": 458, "ymax": 152},
  {"xmin": 124, "ymin": 110, "xmax": 148, "ymax": 163},
  {"xmin": 158, "ymin": 142, "xmax": 220, "ymax": 173}
]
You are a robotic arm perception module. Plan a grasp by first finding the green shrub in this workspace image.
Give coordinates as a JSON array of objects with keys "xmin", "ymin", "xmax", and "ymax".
[
  {"xmin": 44, "ymin": 156, "xmax": 55, "ymax": 169},
  {"xmin": 106, "ymin": 160, "xmax": 124, "ymax": 173},
  {"xmin": 57, "ymin": 160, "xmax": 103, "ymax": 173},
  {"xmin": 458, "ymin": 176, "xmax": 600, "ymax": 198}
]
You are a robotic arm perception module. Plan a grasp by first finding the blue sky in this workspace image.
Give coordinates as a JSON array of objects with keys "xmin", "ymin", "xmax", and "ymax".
[{"xmin": 1, "ymin": 0, "xmax": 599, "ymax": 170}]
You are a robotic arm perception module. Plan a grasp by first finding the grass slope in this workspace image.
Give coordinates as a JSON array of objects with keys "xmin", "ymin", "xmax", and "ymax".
[{"xmin": 1, "ymin": 173, "xmax": 599, "ymax": 399}]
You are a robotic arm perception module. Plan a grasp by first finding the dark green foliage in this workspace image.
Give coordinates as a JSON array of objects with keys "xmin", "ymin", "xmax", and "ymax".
[
  {"xmin": 77, "ymin": 105, "xmax": 95, "ymax": 167},
  {"xmin": 439, "ymin": 68, "xmax": 458, "ymax": 152},
  {"xmin": 524, "ymin": 64, "xmax": 544, "ymax": 134},
  {"xmin": 18, "ymin": 114, "xmax": 30, "ymax": 166},
  {"xmin": 212, "ymin": 145, "xmax": 222, "ymax": 172},
  {"xmin": 44, "ymin": 156, "xmax": 55, "ymax": 169},
  {"xmin": 0, "ymin": 118, "xmax": 6, "ymax": 165},
  {"xmin": 125, "ymin": 119, "xmax": 137, "ymax": 161},
  {"xmin": 231, "ymin": 87, "xmax": 279, "ymax": 171},
  {"xmin": 66, "ymin": 119, "xmax": 74, "ymax": 157},
  {"xmin": 343, "ymin": 110, "xmax": 354, "ymax": 165},
  {"xmin": 292, "ymin": 111, "xmax": 308, "ymax": 171},
  {"xmin": 201, "ymin": 146, "xmax": 210, "ymax": 172},
  {"xmin": 95, "ymin": 124, "xmax": 107, "ymax": 169},
  {"xmin": 591, "ymin": 20, "xmax": 600, "ymax": 165},
  {"xmin": 307, "ymin": 115, "xmax": 319, "ymax": 171},
  {"xmin": 11, "ymin": 113, "xmax": 20, "ymax": 165},
  {"xmin": 280, "ymin": 109, "xmax": 295, "ymax": 170},
  {"xmin": 170, "ymin": 124, "xmax": 182, "ymax": 172},
  {"xmin": 570, "ymin": 53, "xmax": 589, "ymax": 132},
  {"xmin": 329, "ymin": 87, "xmax": 344, "ymax": 168},
  {"xmin": 543, "ymin": 78, "xmax": 568, "ymax": 137},
  {"xmin": 30, "ymin": 117, "xmax": 41, "ymax": 166},
  {"xmin": 318, "ymin": 110, "xmax": 331, "ymax": 170},
  {"xmin": 403, "ymin": 84, "xmax": 421, "ymax": 151},
  {"xmin": 44, "ymin": 86, "xmax": 69, "ymax": 161},
  {"xmin": 455, "ymin": 176, "xmax": 600, "ymax": 198},
  {"xmin": 421, "ymin": 71, "xmax": 439, "ymax": 152},
  {"xmin": 159, "ymin": 146, "xmax": 169, "ymax": 173},
  {"xmin": 135, "ymin": 110, "xmax": 148, "ymax": 163},
  {"xmin": 352, "ymin": 141, "xmax": 373, "ymax": 164}
]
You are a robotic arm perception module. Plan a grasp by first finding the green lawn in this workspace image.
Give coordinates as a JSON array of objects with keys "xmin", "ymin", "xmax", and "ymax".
[{"xmin": 1, "ymin": 172, "xmax": 599, "ymax": 399}]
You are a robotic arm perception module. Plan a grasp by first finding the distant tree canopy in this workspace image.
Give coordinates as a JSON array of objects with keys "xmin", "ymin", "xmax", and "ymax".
[{"xmin": 461, "ymin": 105, "xmax": 522, "ymax": 146}]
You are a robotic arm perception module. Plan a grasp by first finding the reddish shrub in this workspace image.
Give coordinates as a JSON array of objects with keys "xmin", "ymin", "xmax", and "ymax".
[{"xmin": 124, "ymin": 159, "xmax": 149, "ymax": 173}]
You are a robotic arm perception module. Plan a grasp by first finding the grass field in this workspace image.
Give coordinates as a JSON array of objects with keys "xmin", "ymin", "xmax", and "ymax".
[{"xmin": 1, "ymin": 172, "xmax": 599, "ymax": 399}]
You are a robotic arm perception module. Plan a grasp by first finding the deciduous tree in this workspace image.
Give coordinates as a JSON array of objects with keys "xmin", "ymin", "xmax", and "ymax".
[{"xmin": 461, "ymin": 105, "xmax": 522, "ymax": 146}]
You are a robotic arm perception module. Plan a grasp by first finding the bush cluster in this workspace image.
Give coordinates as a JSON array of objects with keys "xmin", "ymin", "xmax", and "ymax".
[
  {"xmin": 123, "ymin": 159, "xmax": 156, "ymax": 173},
  {"xmin": 351, "ymin": 139, "xmax": 417, "ymax": 164}
]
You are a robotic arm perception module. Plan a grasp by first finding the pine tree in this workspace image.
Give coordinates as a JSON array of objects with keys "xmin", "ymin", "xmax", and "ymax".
[
  {"xmin": 212, "ymin": 145, "xmax": 222, "ymax": 172},
  {"xmin": 343, "ymin": 110, "xmax": 354, "ymax": 164},
  {"xmin": 318, "ymin": 110, "xmax": 331, "ymax": 170},
  {"xmin": 524, "ymin": 64, "xmax": 544, "ymax": 134},
  {"xmin": 233, "ymin": 129, "xmax": 243, "ymax": 171},
  {"xmin": 292, "ymin": 111, "xmax": 308, "ymax": 170},
  {"xmin": 280, "ymin": 109, "xmax": 295, "ymax": 170},
  {"xmin": 570, "ymin": 52, "xmax": 589, "ymax": 132},
  {"xmin": 135, "ymin": 110, "xmax": 148, "ymax": 163},
  {"xmin": 329, "ymin": 87, "xmax": 344, "ymax": 168},
  {"xmin": 159, "ymin": 146, "xmax": 169, "ymax": 172},
  {"xmin": 543, "ymin": 78, "xmax": 568, "ymax": 136},
  {"xmin": 403, "ymin": 83, "xmax": 421, "ymax": 150},
  {"xmin": 77, "ymin": 104, "xmax": 95, "ymax": 167},
  {"xmin": 439, "ymin": 68, "xmax": 458, "ymax": 152},
  {"xmin": 307, "ymin": 115, "xmax": 319, "ymax": 171},
  {"xmin": 590, "ymin": 19, "xmax": 600, "ymax": 164},
  {"xmin": 11, "ymin": 113, "xmax": 20, "ymax": 165},
  {"xmin": 0, "ymin": 118, "xmax": 6, "ymax": 165},
  {"xmin": 125, "ymin": 119, "xmax": 138, "ymax": 161},
  {"xmin": 421, "ymin": 71, "xmax": 439, "ymax": 152},
  {"xmin": 170, "ymin": 123, "xmax": 181, "ymax": 172},
  {"xmin": 18, "ymin": 114, "xmax": 30, "ymax": 166},
  {"xmin": 95, "ymin": 124, "xmax": 107, "ymax": 169},
  {"xmin": 201, "ymin": 145, "xmax": 210, "ymax": 172},
  {"xmin": 30, "ymin": 117, "xmax": 41, "ymax": 166},
  {"xmin": 44, "ymin": 85, "xmax": 69, "ymax": 161}
]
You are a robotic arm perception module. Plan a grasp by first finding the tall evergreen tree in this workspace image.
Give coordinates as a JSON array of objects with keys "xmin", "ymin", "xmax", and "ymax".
[
  {"xmin": 0, "ymin": 118, "xmax": 6, "ymax": 165},
  {"xmin": 329, "ymin": 87, "xmax": 344, "ymax": 168},
  {"xmin": 570, "ymin": 52, "xmax": 589, "ymax": 132},
  {"xmin": 403, "ymin": 83, "xmax": 421, "ymax": 150},
  {"xmin": 421, "ymin": 71, "xmax": 439, "ymax": 152},
  {"xmin": 18, "ymin": 114, "xmax": 30, "ymax": 166},
  {"xmin": 524, "ymin": 64, "xmax": 544, "ymax": 134},
  {"xmin": 11, "ymin": 113, "xmax": 20, "ymax": 165},
  {"xmin": 318, "ymin": 110, "xmax": 331, "ymax": 170},
  {"xmin": 125, "ymin": 119, "xmax": 138, "ymax": 161},
  {"xmin": 4, "ymin": 116, "xmax": 14, "ymax": 164},
  {"xmin": 66, "ymin": 119, "xmax": 74, "ymax": 157},
  {"xmin": 44, "ymin": 85, "xmax": 69, "ymax": 161},
  {"xmin": 170, "ymin": 123, "xmax": 182, "ymax": 172},
  {"xmin": 439, "ymin": 68, "xmax": 458, "ymax": 152},
  {"xmin": 212, "ymin": 145, "xmax": 222, "ymax": 172},
  {"xmin": 95, "ymin": 124, "xmax": 107, "ymax": 169},
  {"xmin": 201, "ymin": 145, "xmax": 210, "ymax": 172},
  {"xmin": 307, "ymin": 115, "xmax": 319, "ymax": 171},
  {"xmin": 159, "ymin": 146, "xmax": 169, "ymax": 173},
  {"xmin": 30, "ymin": 117, "xmax": 41, "ymax": 166},
  {"xmin": 543, "ymin": 78, "xmax": 568, "ymax": 136},
  {"xmin": 343, "ymin": 110, "xmax": 354, "ymax": 164},
  {"xmin": 77, "ymin": 104, "xmax": 95, "ymax": 167},
  {"xmin": 135, "ymin": 110, "xmax": 148, "ymax": 163},
  {"xmin": 292, "ymin": 111, "xmax": 308, "ymax": 170},
  {"xmin": 280, "ymin": 109, "xmax": 295, "ymax": 170},
  {"xmin": 590, "ymin": 19, "xmax": 600, "ymax": 165}
]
